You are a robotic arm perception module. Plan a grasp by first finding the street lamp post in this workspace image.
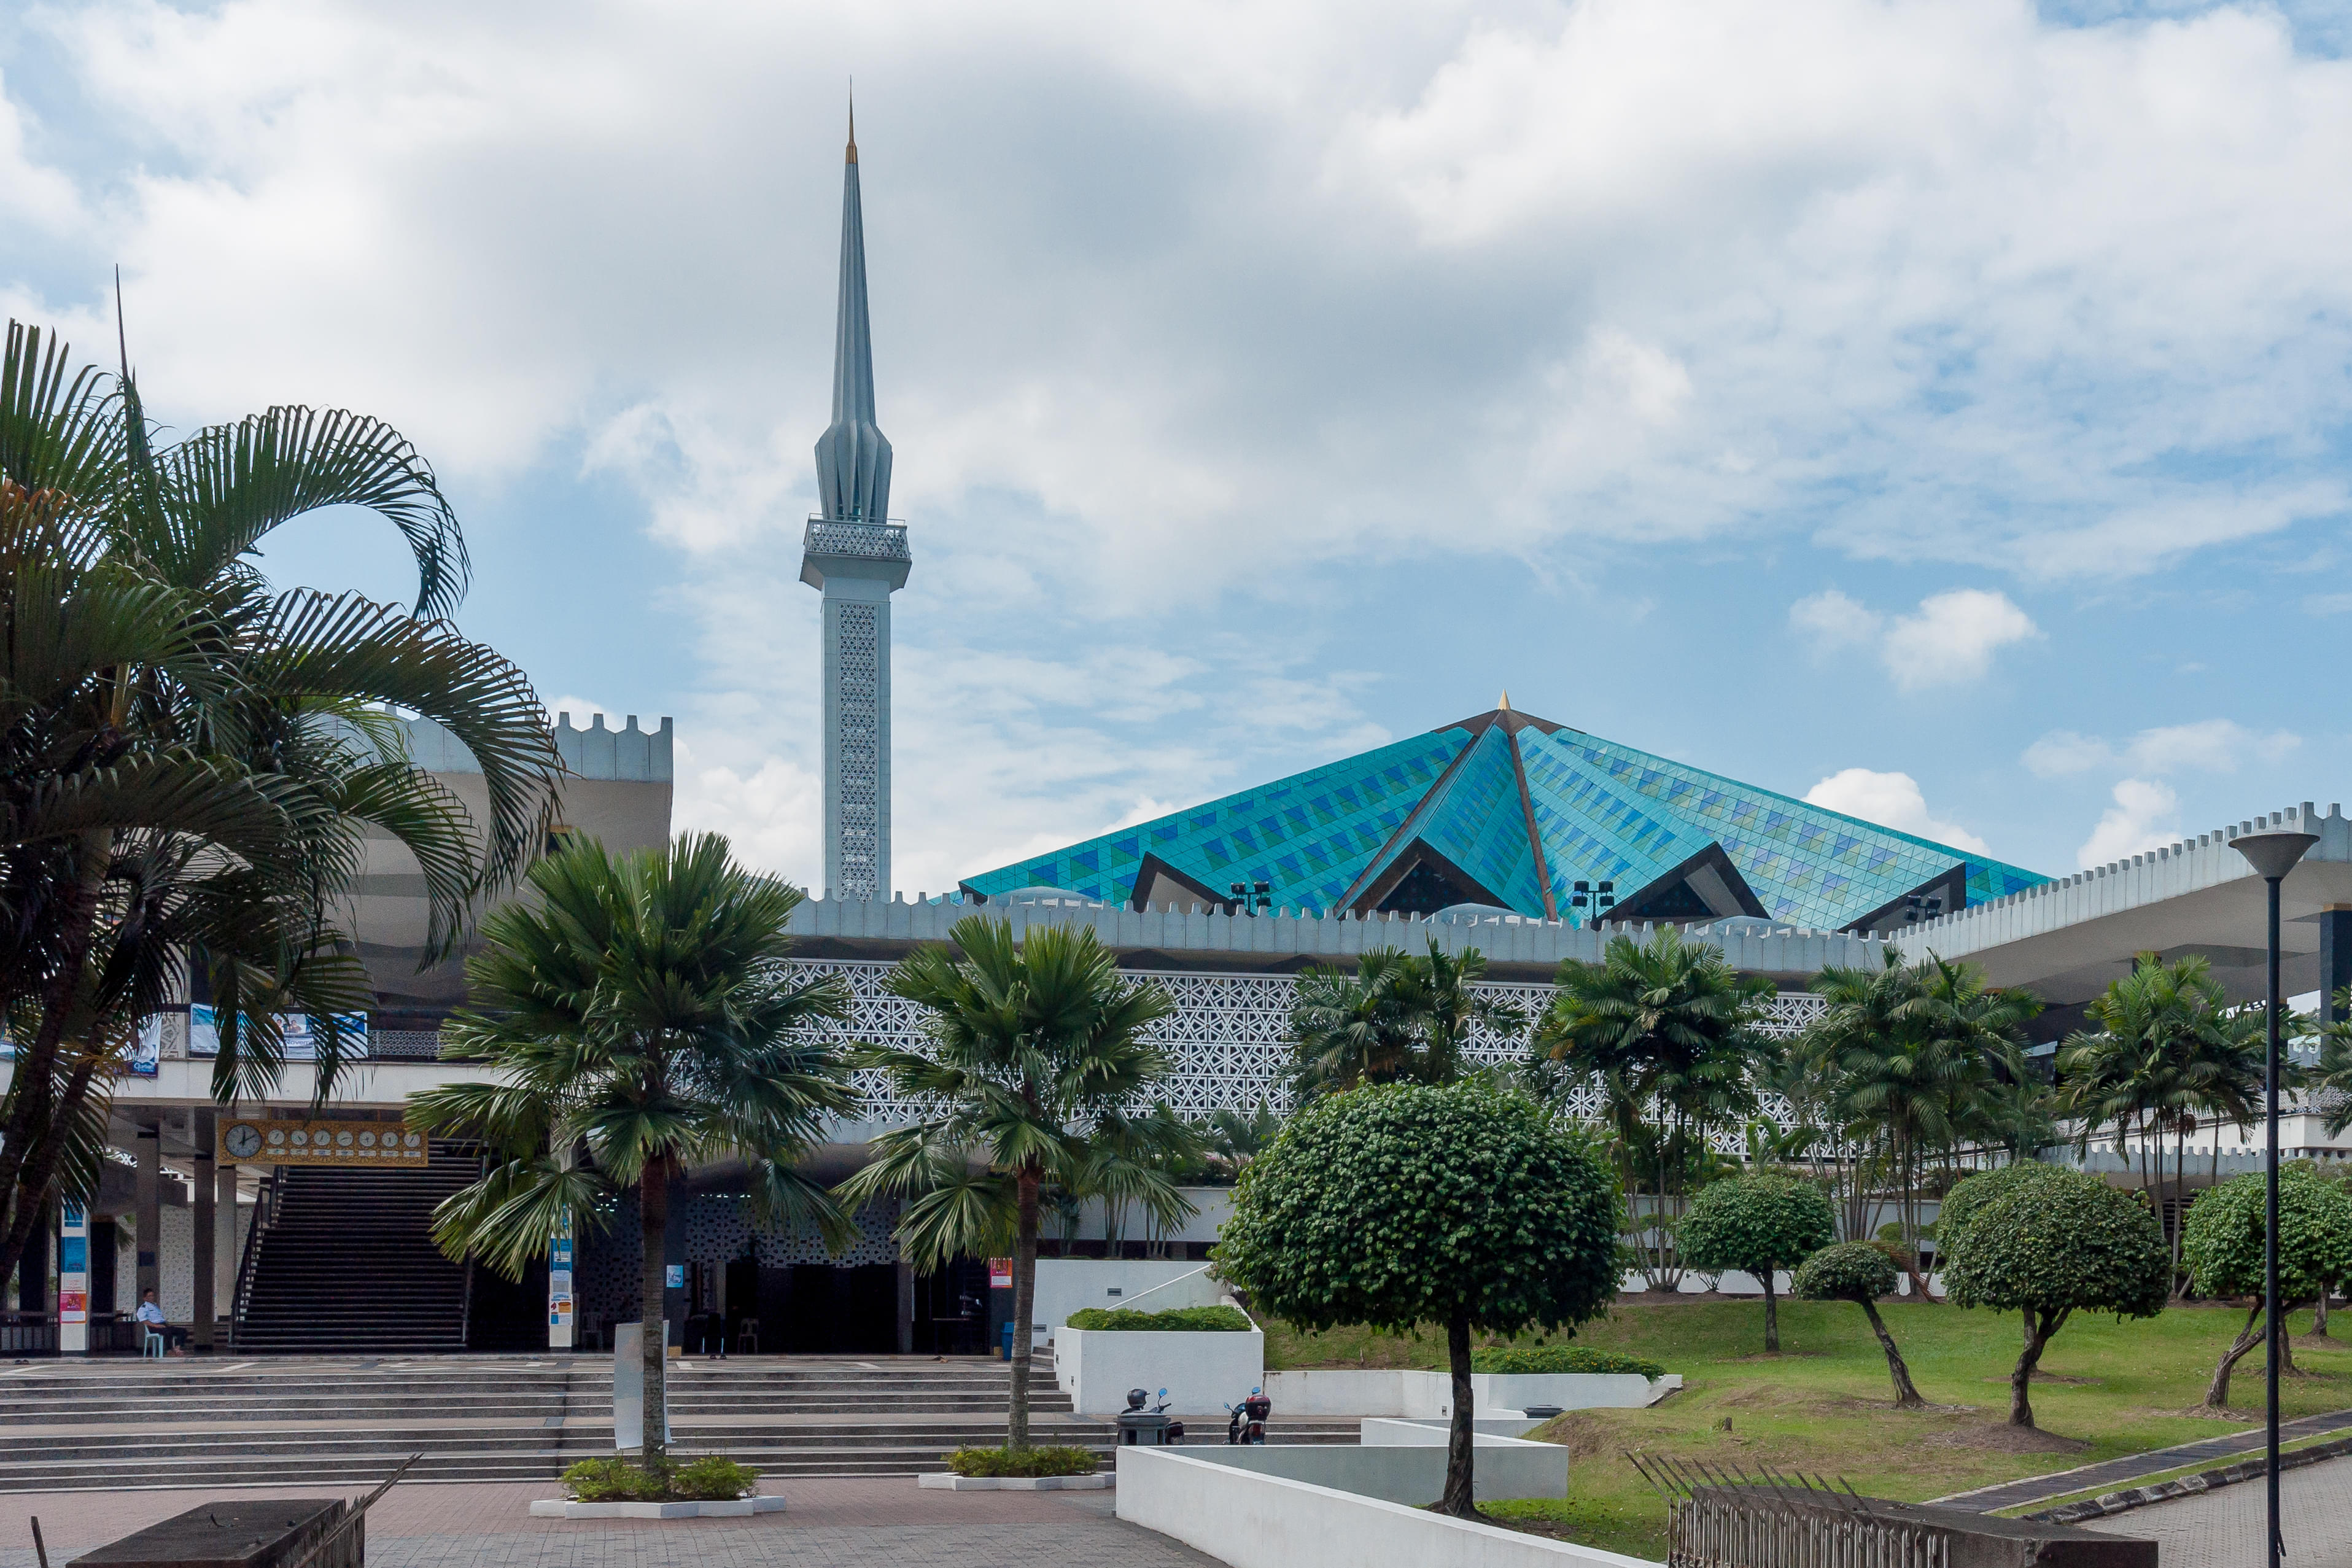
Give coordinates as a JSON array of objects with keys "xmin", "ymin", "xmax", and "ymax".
[{"xmin": 2229, "ymin": 822, "xmax": 2318, "ymax": 1568}]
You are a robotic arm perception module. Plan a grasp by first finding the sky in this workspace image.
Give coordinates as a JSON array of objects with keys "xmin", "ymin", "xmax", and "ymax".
[{"xmin": 4, "ymin": 0, "xmax": 2351, "ymax": 901}]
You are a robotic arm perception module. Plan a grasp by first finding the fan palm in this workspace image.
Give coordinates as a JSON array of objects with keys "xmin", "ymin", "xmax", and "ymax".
[
  {"xmin": 835, "ymin": 915, "xmax": 1187, "ymax": 1451},
  {"xmin": 408, "ymin": 834, "xmax": 856, "ymax": 1464},
  {"xmin": 1531, "ymin": 926, "xmax": 1774, "ymax": 1289},
  {"xmin": 1286, "ymin": 947, "xmax": 1420, "ymax": 1099},
  {"xmin": 0, "ymin": 320, "xmax": 560, "ymax": 1292}
]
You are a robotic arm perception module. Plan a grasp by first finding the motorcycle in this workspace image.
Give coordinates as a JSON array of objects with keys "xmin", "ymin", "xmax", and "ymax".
[{"xmin": 1224, "ymin": 1387, "xmax": 1270, "ymax": 1445}]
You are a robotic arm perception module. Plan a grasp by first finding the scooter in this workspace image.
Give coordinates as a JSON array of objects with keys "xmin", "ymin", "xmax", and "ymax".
[{"xmin": 1224, "ymin": 1387, "xmax": 1270, "ymax": 1445}]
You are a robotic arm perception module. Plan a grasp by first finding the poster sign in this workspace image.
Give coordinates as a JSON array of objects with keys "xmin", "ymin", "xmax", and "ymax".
[
  {"xmin": 190, "ymin": 1005, "xmax": 369, "ymax": 1062},
  {"xmin": 988, "ymin": 1257, "xmax": 1012, "ymax": 1290},
  {"xmin": 59, "ymin": 1203, "xmax": 89, "ymax": 1355},
  {"xmin": 665, "ymin": 1263, "xmax": 685, "ymax": 1290},
  {"xmin": 548, "ymin": 1212, "xmax": 575, "ymax": 1349},
  {"xmin": 219, "ymin": 1118, "xmax": 428, "ymax": 1167}
]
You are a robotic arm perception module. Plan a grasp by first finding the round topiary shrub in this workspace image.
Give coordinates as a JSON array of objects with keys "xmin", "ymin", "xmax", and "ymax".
[
  {"xmin": 1677, "ymin": 1173, "xmax": 1837, "ymax": 1352},
  {"xmin": 1793, "ymin": 1242, "xmax": 1920, "ymax": 1407},
  {"xmin": 1940, "ymin": 1166, "xmax": 2168, "ymax": 1429},
  {"xmin": 2182, "ymin": 1167, "xmax": 2352, "ymax": 1409}
]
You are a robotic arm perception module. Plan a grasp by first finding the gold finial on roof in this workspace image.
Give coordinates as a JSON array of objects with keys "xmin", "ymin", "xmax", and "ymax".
[
  {"xmin": 1498, "ymin": 690, "xmax": 1513, "ymax": 712},
  {"xmin": 847, "ymin": 83, "xmax": 858, "ymax": 164}
]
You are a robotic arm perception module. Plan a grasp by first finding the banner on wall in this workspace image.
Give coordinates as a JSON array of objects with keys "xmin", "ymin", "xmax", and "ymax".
[{"xmin": 189, "ymin": 1005, "xmax": 369, "ymax": 1063}]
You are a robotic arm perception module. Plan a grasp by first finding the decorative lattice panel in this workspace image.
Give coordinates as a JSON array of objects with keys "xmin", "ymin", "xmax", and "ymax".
[
  {"xmin": 801, "ymin": 960, "xmax": 1825, "ymax": 1151},
  {"xmin": 831, "ymin": 603, "xmax": 882, "ymax": 899}
]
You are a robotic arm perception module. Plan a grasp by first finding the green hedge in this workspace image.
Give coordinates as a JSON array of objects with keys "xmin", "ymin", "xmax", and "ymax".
[
  {"xmin": 945, "ymin": 1445, "xmax": 1100, "ymax": 1477},
  {"xmin": 1064, "ymin": 1304, "xmax": 1254, "ymax": 1332},
  {"xmin": 560, "ymin": 1455, "xmax": 758, "ymax": 1501},
  {"xmin": 1469, "ymin": 1345, "xmax": 1665, "ymax": 1378}
]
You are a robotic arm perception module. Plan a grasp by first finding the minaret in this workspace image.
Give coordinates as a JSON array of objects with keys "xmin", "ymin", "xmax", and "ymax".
[{"xmin": 801, "ymin": 103, "xmax": 910, "ymax": 901}]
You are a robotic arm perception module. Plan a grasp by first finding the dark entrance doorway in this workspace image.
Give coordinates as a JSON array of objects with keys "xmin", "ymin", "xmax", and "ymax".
[
  {"xmin": 914, "ymin": 1257, "xmax": 990, "ymax": 1355},
  {"xmin": 753, "ymin": 1263, "xmax": 898, "ymax": 1354}
]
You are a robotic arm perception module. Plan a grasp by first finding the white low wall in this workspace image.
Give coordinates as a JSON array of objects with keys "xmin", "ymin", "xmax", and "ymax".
[
  {"xmin": 1118, "ymin": 1447, "xmax": 1656, "ymax": 1568},
  {"xmin": 1166, "ymin": 1430, "xmax": 1567, "ymax": 1505},
  {"xmin": 1056, "ymin": 1324, "xmax": 1265, "ymax": 1415},
  {"xmin": 1265, "ymin": 1370, "xmax": 1664, "ymax": 1416},
  {"xmin": 1364, "ymin": 1416, "xmax": 1543, "ymax": 1440}
]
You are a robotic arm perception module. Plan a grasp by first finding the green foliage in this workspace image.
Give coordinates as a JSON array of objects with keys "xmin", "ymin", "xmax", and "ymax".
[
  {"xmin": 1470, "ymin": 1345, "xmax": 1665, "ymax": 1377},
  {"xmin": 1218, "ymin": 1081, "xmax": 1619, "ymax": 1339},
  {"xmin": 1065, "ymin": 1305, "xmax": 1252, "ymax": 1332},
  {"xmin": 1288, "ymin": 941, "xmax": 1521, "ymax": 1100},
  {"xmin": 2182, "ymin": 1168, "xmax": 2352, "ymax": 1302},
  {"xmin": 1793, "ymin": 1242, "xmax": 1899, "ymax": 1303},
  {"xmin": 945, "ymin": 1445, "xmax": 1098, "ymax": 1477},
  {"xmin": 1939, "ymin": 1166, "xmax": 2169, "ymax": 1322},
  {"xmin": 673, "ymin": 1457, "xmax": 759, "ymax": 1500},
  {"xmin": 559, "ymin": 1456, "xmax": 758, "ymax": 1501},
  {"xmin": 1678, "ymin": 1174, "xmax": 1838, "ymax": 1279},
  {"xmin": 1935, "ymin": 1163, "xmax": 2067, "ymax": 1256}
]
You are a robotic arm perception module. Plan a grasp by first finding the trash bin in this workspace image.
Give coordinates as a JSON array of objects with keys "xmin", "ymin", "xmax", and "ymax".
[
  {"xmin": 1117, "ymin": 1411, "xmax": 1174, "ymax": 1446},
  {"xmin": 1000, "ymin": 1320, "xmax": 1015, "ymax": 1360}
]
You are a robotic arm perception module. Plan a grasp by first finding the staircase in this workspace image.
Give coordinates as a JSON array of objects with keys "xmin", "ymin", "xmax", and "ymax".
[
  {"xmin": 231, "ymin": 1148, "xmax": 479, "ymax": 1354},
  {"xmin": 0, "ymin": 1356, "xmax": 1357, "ymax": 1492}
]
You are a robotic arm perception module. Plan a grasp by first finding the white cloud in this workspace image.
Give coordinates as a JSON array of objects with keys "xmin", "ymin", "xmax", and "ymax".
[
  {"xmin": 1804, "ymin": 767, "xmax": 1989, "ymax": 854},
  {"xmin": 546, "ymin": 694, "xmax": 611, "ymax": 724},
  {"xmin": 2021, "ymin": 719, "xmax": 2299, "ymax": 778},
  {"xmin": 2077, "ymin": 778, "xmax": 2181, "ymax": 868},
  {"xmin": 1790, "ymin": 586, "xmax": 2038, "ymax": 690}
]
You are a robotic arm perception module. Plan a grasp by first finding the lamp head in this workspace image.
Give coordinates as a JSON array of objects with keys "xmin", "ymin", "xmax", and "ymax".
[{"xmin": 2229, "ymin": 828, "xmax": 2319, "ymax": 882}]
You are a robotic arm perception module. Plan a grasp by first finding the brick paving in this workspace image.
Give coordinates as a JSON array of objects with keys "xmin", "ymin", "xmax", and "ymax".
[
  {"xmin": 0, "ymin": 1478, "xmax": 1219, "ymax": 1568},
  {"xmin": 2081, "ymin": 1454, "xmax": 2352, "ymax": 1568}
]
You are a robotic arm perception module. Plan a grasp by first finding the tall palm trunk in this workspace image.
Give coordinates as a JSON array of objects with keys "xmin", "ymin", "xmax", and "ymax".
[
  {"xmin": 1009, "ymin": 1162, "xmax": 1042, "ymax": 1451},
  {"xmin": 638, "ymin": 1161, "xmax": 669, "ymax": 1464}
]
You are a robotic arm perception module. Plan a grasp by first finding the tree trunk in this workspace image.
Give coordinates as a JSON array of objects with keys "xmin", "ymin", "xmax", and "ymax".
[
  {"xmin": 638, "ymin": 1161, "xmax": 670, "ymax": 1465},
  {"xmin": 1440, "ymin": 1308, "xmax": 1477, "ymax": 1518},
  {"xmin": 1763, "ymin": 1272, "xmax": 1780, "ymax": 1353},
  {"xmin": 1009, "ymin": 1163, "xmax": 1041, "ymax": 1451},
  {"xmin": 1859, "ymin": 1297, "xmax": 1923, "ymax": 1408},
  {"xmin": 2315, "ymin": 1284, "xmax": 2332, "ymax": 1338},
  {"xmin": 2010, "ymin": 1308, "xmax": 2057, "ymax": 1428},
  {"xmin": 2170, "ymin": 1122, "xmax": 2190, "ymax": 1300},
  {"xmin": 2205, "ymin": 1303, "xmax": 2265, "ymax": 1410}
]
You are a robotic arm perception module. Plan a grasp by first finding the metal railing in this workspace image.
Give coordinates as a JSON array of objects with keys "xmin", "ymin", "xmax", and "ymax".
[
  {"xmin": 228, "ymin": 1167, "xmax": 284, "ymax": 1347},
  {"xmin": 1632, "ymin": 1456, "xmax": 1952, "ymax": 1568}
]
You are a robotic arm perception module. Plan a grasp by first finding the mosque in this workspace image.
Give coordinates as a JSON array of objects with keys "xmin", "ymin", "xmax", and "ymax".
[{"xmin": 21, "ymin": 114, "xmax": 2352, "ymax": 1368}]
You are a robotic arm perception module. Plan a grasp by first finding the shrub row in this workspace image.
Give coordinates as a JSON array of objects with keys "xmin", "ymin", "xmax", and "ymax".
[
  {"xmin": 1469, "ymin": 1345, "xmax": 1666, "ymax": 1378},
  {"xmin": 560, "ymin": 1456, "xmax": 758, "ymax": 1502},
  {"xmin": 1064, "ymin": 1304, "xmax": 1254, "ymax": 1332},
  {"xmin": 945, "ymin": 1445, "xmax": 1100, "ymax": 1477}
]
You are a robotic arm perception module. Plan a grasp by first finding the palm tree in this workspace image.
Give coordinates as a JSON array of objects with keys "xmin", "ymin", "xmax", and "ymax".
[
  {"xmin": 1806, "ymin": 950, "xmax": 2036, "ymax": 1294},
  {"xmin": 1531, "ymin": 926, "xmax": 1774, "ymax": 1289},
  {"xmin": 408, "ymin": 834, "xmax": 856, "ymax": 1464},
  {"xmin": 1392, "ymin": 941, "xmax": 1524, "ymax": 1084},
  {"xmin": 0, "ymin": 319, "xmax": 560, "ymax": 1292},
  {"xmin": 836, "ymin": 915, "xmax": 1190, "ymax": 1452},
  {"xmin": 2059, "ymin": 955, "xmax": 2263, "ymax": 1292},
  {"xmin": 1286, "ymin": 947, "xmax": 1420, "ymax": 1099},
  {"xmin": 1204, "ymin": 1100, "xmax": 1284, "ymax": 1181}
]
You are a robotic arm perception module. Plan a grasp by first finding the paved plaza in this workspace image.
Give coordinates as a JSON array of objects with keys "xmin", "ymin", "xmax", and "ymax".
[
  {"xmin": 2080, "ymin": 1457, "xmax": 2352, "ymax": 1568},
  {"xmin": 0, "ymin": 1478, "xmax": 1221, "ymax": 1568}
]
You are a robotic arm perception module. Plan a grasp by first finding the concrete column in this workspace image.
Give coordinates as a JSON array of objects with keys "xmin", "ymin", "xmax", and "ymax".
[
  {"xmin": 192, "ymin": 1110, "xmax": 216, "ymax": 1353},
  {"xmin": 215, "ymin": 1162, "xmax": 240, "ymax": 1332},
  {"xmin": 134, "ymin": 1120, "xmax": 161, "ymax": 1308},
  {"xmin": 2321, "ymin": 907, "xmax": 2352, "ymax": 1028}
]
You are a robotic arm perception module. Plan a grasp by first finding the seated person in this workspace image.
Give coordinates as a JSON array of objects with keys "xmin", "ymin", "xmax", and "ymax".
[{"xmin": 134, "ymin": 1289, "xmax": 188, "ymax": 1354}]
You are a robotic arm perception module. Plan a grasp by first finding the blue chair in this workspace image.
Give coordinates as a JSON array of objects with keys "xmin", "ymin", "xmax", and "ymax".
[{"xmin": 142, "ymin": 1327, "xmax": 165, "ymax": 1358}]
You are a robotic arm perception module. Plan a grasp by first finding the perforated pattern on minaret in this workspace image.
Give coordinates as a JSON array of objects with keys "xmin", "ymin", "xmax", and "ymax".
[{"xmin": 834, "ymin": 604, "xmax": 882, "ymax": 898}]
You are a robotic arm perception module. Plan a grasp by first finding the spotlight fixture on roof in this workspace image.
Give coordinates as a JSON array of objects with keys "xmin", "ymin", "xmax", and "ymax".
[
  {"xmin": 1228, "ymin": 880, "xmax": 1273, "ymax": 917},
  {"xmin": 1569, "ymin": 879, "xmax": 1615, "ymax": 927},
  {"xmin": 1903, "ymin": 894, "xmax": 1944, "ymax": 925}
]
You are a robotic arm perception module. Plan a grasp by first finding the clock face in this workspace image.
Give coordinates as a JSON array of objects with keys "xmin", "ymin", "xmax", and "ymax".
[{"xmin": 225, "ymin": 1123, "xmax": 263, "ymax": 1160}]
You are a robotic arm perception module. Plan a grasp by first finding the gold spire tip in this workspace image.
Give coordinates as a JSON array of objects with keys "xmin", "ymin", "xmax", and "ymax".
[
  {"xmin": 1498, "ymin": 689, "xmax": 1513, "ymax": 712},
  {"xmin": 846, "ymin": 85, "xmax": 857, "ymax": 163}
]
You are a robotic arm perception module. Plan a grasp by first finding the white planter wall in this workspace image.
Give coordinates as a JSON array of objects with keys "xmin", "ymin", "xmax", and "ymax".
[
  {"xmin": 1031, "ymin": 1260, "xmax": 1226, "ymax": 1349},
  {"xmin": 1165, "ymin": 1432, "xmax": 1567, "ymax": 1505},
  {"xmin": 1056, "ymin": 1325, "xmax": 1265, "ymax": 1415},
  {"xmin": 1265, "ymin": 1370, "xmax": 1665, "ymax": 1417},
  {"xmin": 1117, "ymin": 1448, "xmax": 1656, "ymax": 1568}
]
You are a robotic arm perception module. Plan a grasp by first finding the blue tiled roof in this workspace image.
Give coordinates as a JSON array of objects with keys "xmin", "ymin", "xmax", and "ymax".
[{"xmin": 959, "ymin": 708, "xmax": 2048, "ymax": 930}]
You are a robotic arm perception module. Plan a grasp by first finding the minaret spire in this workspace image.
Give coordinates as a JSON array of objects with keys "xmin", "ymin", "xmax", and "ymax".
[
  {"xmin": 802, "ymin": 97, "xmax": 912, "ymax": 904},
  {"xmin": 816, "ymin": 86, "xmax": 890, "ymax": 524}
]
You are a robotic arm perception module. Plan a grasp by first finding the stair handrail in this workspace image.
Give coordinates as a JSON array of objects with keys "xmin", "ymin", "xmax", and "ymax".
[{"xmin": 228, "ymin": 1166, "xmax": 284, "ymax": 1347}]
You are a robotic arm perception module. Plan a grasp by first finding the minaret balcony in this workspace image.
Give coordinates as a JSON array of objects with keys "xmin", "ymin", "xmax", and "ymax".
[{"xmin": 800, "ymin": 516, "xmax": 912, "ymax": 592}]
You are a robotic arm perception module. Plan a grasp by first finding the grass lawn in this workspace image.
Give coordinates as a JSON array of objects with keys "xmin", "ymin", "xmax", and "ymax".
[{"xmin": 1263, "ymin": 1297, "xmax": 2352, "ymax": 1561}]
